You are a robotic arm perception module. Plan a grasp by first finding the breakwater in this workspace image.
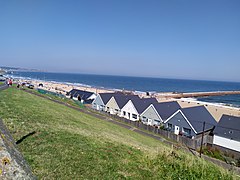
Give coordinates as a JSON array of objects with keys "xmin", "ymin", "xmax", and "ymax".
[{"xmin": 157, "ymin": 91, "xmax": 240, "ymax": 99}]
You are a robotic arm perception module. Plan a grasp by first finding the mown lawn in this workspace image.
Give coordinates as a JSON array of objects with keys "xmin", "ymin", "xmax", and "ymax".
[{"xmin": 0, "ymin": 88, "xmax": 237, "ymax": 179}]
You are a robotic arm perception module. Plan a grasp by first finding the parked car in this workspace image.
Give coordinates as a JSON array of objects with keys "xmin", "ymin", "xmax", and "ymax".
[{"xmin": 26, "ymin": 83, "xmax": 34, "ymax": 89}]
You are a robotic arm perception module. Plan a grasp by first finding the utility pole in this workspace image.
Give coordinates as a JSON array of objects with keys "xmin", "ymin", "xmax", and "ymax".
[{"xmin": 199, "ymin": 121, "xmax": 205, "ymax": 158}]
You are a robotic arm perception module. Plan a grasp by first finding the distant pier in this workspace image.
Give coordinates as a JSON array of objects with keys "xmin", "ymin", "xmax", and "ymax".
[{"xmin": 156, "ymin": 91, "xmax": 240, "ymax": 99}]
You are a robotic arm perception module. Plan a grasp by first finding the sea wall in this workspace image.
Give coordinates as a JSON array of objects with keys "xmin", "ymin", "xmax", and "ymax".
[{"xmin": 0, "ymin": 118, "xmax": 35, "ymax": 179}]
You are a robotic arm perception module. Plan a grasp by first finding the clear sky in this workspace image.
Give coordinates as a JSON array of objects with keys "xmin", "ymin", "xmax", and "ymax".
[{"xmin": 0, "ymin": 0, "xmax": 240, "ymax": 82}]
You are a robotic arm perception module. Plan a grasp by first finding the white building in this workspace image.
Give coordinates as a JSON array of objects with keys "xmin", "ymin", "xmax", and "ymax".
[{"xmin": 213, "ymin": 115, "xmax": 240, "ymax": 152}]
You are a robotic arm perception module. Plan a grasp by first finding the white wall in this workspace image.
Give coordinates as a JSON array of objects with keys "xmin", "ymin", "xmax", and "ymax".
[
  {"xmin": 121, "ymin": 100, "xmax": 139, "ymax": 121},
  {"xmin": 213, "ymin": 135, "xmax": 240, "ymax": 152}
]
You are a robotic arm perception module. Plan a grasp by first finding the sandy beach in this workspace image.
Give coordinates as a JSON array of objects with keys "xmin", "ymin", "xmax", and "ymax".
[
  {"xmin": 177, "ymin": 99, "xmax": 240, "ymax": 121},
  {"xmin": 14, "ymin": 78, "xmax": 240, "ymax": 121}
]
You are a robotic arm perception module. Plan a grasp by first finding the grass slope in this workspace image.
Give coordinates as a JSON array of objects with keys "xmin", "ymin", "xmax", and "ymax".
[{"xmin": 0, "ymin": 88, "xmax": 236, "ymax": 179}]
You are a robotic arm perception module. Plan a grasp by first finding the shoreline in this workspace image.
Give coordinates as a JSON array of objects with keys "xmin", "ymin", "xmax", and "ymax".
[{"xmin": 8, "ymin": 74, "xmax": 240, "ymax": 121}]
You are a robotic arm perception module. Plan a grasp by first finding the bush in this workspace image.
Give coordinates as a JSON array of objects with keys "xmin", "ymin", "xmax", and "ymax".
[{"xmin": 237, "ymin": 158, "xmax": 240, "ymax": 167}]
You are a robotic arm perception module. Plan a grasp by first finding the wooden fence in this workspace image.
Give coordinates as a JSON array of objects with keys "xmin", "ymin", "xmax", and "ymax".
[{"xmin": 93, "ymin": 109, "xmax": 213, "ymax": 150}]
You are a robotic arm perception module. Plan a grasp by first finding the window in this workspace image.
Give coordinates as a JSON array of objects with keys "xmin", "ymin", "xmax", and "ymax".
[
  {"xmin": 168, "ymin": 123, "xmax": 173, "ymax": 130},
  {"xmin": 183, "ymin": 127, "xmax": 191, "ymax": 136},
  {"xmin": 132, "ymin": 114, "xmax": 138, "ymax": 119},
  {"xmin": 123, "ymin": 111, "xmax": 126, "ymax": 116},
  {"xmin": 153, "ymin": 120, "xmax": 161, "ymax": 126},
  {"xmin": 142, "ymin": 116, "xmax": 147, "ymax": 122}
]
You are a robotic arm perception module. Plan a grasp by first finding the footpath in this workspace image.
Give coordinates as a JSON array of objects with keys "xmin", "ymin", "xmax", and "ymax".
[{"xmin": 20, "ymin": 87, "xmax": 240, "ymax": 176}]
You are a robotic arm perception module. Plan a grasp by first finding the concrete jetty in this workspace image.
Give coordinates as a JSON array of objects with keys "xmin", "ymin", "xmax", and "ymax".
[{"xmin": 156, "ymin": 91, "xmax": 240, "ymax": 99}]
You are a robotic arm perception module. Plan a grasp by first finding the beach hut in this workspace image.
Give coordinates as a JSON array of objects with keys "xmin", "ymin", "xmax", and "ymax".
[
  {"xmin": 213, "ymin": 115, "xmax": 240, "ymax": 153},
  {"xmin": 121, "ymin": 98, "xmax": 158, "ymax": 121},
  {"xmin": 140, "ymin": 101, "xmax": 181, "ymax": 126},
  {"xmin": 105, "ymin": 94, "xmax": 140, "ymax": 115},
  {"xmin": 164, "ymin": 106, "xmax": 217, "ymax": 138}
]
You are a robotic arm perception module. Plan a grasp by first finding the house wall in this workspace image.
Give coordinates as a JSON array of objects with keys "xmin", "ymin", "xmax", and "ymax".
[
  {"xmin": 140, "ymin": 106, "xmax": 162, "ymax": 125},
  {"xmin": 92, "ymin": 95, "xmax": 105, "ymax": 111},
  {"xmin": 88, "ymin": 94, "xmax": 97, "ymax": 100},
  {"xmin": 121, "ymin": 101, "xmax": 139, "ymax": 121},
  {"xmin": 165, "ymin": 112, "xmax": 197, "ymax": 137},
  {"xmin": 213, "ymin": 135, "xmax": 240, "ymax": 153},
  {"xmin": 105, "ymin": 97, "xmax": 120, "ymax": 115}
]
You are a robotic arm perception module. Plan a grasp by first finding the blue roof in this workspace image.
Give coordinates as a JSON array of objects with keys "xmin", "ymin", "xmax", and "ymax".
[
  {"xmin": 99, "ymin": 92, "xmax": 124, "ymax": 105},
  {"xmin": 213, "ymin": 115, "xmax": 240, "ymax": 141},
  {"xmin": 114, "ymin": 94, "xmax": 140, "ymax": 109},
  {"xmin": 152, "ymin": 101, "xmax": 181, "ymax": 120},
  {"xmin": 68, "ymin": 89, "xmax": 94, "ymax": 101},
  {"xmin": 131, "ymin": 98, "xmax": 158, "ymax": 114},
  {"xmin": 181, "ymin": 106, "xmax": 217, "ymax": 134}
]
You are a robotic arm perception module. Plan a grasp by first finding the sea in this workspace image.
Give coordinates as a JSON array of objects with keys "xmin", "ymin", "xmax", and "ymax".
[{"xmin": 7, "ymin": 71, "xmax": 240, "ymax": 107}]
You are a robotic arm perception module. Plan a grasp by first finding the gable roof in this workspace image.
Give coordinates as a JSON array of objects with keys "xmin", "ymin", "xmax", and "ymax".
[
  {"xmin": 213, "ymin": 115, "xmax": 240, "ymax": 141},
  {"xmin": 99, "ymin": 92, "xmax": 124, "ymax": 105},
  {"xmin": 152, "ymin": 101, "xmax": 181, "ymax": 120},
  {"xmin": 181, "ymin": 106, "xmax": 217, "ymax": 134},
  {"xmin": 114, "ymin": 95, "xmax": 140, "ymax": 109},
  {"xmin": 99, "ymin": 93, "xmax": 116, "ymax": 105},
  {"xmin": 68, "ymin": 89, "xmax": 94, "ymax": 101},
  {"xmin": 131, "ymin": 98, "xmax": 158, "ymax": 114}
]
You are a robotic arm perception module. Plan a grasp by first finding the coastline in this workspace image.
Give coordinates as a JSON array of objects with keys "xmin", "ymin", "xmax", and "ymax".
[{"xmin": 8, "ymin": 74, "xmax": 240, "ymax": 121}]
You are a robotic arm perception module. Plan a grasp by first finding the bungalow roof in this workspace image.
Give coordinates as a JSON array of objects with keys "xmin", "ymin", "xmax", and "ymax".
[
  {"xmin": 131, "ymin": 98, "xmax": 158, "ymax": 114},
  {"xmin": 152, "ymin": 101, "xmax": 181, "ymax": 120},
  {"xmin": 213, "ymin": 115, "xmax": 240, "ymax": 141},
  {"xmin": 68, "ymin": 89, "xmax": 94, "ymax": 101},
  {"xmin": 181, "ymin": 106, "xmax": 217, "ymax": 134},
  {"xmin": 114, "ymin": 95, "xmax": 140, "ymax": 109},
  {"xmin": 99, "ymin": 92, "xmax": 124, "ymax": 105}
]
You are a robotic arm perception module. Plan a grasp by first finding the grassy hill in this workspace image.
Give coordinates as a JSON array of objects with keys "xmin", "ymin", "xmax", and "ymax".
[{"xmin": 0, "ymin": 88, "xmax": 237, "ymax": 179}]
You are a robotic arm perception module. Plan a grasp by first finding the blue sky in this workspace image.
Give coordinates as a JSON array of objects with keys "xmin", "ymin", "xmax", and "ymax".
[{"xmin": 0, "ymin": 0, "xmax": 240, "ymax": 82}]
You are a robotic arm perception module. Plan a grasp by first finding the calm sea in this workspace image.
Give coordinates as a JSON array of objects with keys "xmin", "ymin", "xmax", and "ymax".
[{"xmin": 9, "ymin": 71, "xmax": 240, "ymax": 107}]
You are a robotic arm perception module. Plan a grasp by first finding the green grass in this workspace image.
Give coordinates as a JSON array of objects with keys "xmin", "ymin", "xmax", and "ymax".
[
  {"xmin": 0, "ymin": 81, "xmax": 4, "ymax": 85},
  {"xmin": 23, "ymin": 87, "xmax": 84, "ymax": 109},
  {"xmin": 0, "ymin": 88, "xmax": 237, "ymax": 179}
]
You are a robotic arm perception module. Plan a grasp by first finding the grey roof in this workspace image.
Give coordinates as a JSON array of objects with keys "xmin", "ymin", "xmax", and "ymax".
[
  {"xmin": 114, "ymin": 95, "xmax": 140, "ymax": 109},
  {"xmin": 99, "ymin": 93, "xmax": 116, "ymax": 104},
  {"xmin": 69, "ymin": 89, "xmax": 94, "ymax": 101},
  {"xmin": 131, "ymin": 98, "xmax": 158, "ymax": 114},
  {"xmin": 152, "ymin": 101, "xmax": 181, "ymax": 120},
  {"xmin": 99, "ymin": 92, "xmax": 124, "ymax": 105},
  {"xmin": 213, "ymin": 115, "xmax": 240, "ymax": 142},
  {"xmin": 181, "ymin": 106, "xmax": 217, "ymax": 134}
]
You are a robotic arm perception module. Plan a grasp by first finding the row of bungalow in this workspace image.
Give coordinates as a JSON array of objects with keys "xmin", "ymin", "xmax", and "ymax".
[
  {"xmin": 91, "ymin": 92, "xmax": 240, "ymax": 153},
  {"xmin": 65, "ymin": 89, "xmax": 240, "ymax": 154}
]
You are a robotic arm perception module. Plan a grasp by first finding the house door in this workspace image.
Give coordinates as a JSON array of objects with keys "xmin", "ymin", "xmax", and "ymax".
[
  {"xmin": 174, "ymin": 126, "xmax": 180, "ymax": 135},
  {"xmin": 148, "ymin": 119, "xmax": 152, "ymax": 125},
  {"xmin": 110, "ymin": 109, "xmax": 114, "ymax": 114},
  {"xmin": 96, "ymin": 105, "xmax": 99, "ymax": 110},
  {"xmin": 128, "ymin": 113, "xmax": 131, "ymax": 119}
]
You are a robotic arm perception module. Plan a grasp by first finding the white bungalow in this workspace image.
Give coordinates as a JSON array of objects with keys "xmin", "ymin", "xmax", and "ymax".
[
  {"xmin": 213, "ymin": 115, "xmax": 240, "ymax": 152},
  {"xmin": 92, "ymin": 93, "xmax": 122, "ymax": 111},
  {"xmin": 105, "ymin": 94, "xmax": 139, "ymax": 115},
  {"xmin": 121, "ymin": 98, "xmax": 158, "ymax": 121},
  {"xmin": 140, "ymin": 101, "xmax": 181, "ymax": 126}
]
